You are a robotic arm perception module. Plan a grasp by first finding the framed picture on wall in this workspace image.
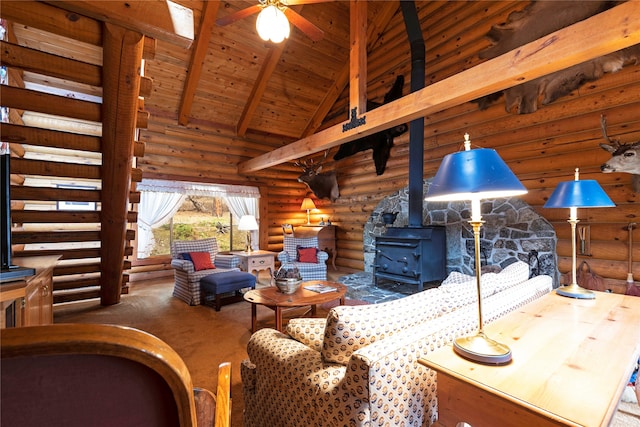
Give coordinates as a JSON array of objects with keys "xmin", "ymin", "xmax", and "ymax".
[{"xmin": 57, "ymin": 184, "xmax": 96, "ymax": 211}]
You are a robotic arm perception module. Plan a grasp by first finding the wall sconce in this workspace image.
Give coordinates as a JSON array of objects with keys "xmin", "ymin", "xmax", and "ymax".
[
  {"xmin": 544, "ymin": 168, "xmax": 614, "ymax": 299},
  {"xmin": 300, "ymin": 197, "xmax": 316, "ymax": 224},
  {"xmin": 426, "ymin": 133, "xmax": 527, "ymax": 365},
  {"xmin": 238, "ymin": 215, "xmax": 259, "ymax": 253}
]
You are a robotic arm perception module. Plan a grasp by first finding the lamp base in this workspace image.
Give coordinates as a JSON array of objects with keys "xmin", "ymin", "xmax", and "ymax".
[
  {"xmin": 453, "ymin": 332, "xmax": 512, "ymax": 365},
  {"xmin": 555, "ymin": 283, "xmax": 595, "ymax": 299}
]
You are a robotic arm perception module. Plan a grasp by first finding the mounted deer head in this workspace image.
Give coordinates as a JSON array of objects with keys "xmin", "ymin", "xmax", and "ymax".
[
  {"xmin": 600, "ymin": 115, "xmax": 640, "ymax": 193},
  {"xmin": 294, "ymin": 151, "xmax": 339, "ymax": 202}
]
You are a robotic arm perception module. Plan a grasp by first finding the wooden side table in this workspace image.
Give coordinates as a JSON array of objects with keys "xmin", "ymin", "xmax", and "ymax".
[{"xmin": 229, "ymin": 250, "xmax": 276, "ymax": 284}]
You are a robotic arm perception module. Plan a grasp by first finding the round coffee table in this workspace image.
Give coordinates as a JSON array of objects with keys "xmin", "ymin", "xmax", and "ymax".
[{"xmin": 243, "ymin": 280, "xmax": 346, "ymax": 332}]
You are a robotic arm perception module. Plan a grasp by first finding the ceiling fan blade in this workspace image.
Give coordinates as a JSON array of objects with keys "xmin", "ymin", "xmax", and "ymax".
[
  {"xmin": 283, "ymin": 7, "xmax": 324, "ymax": 41},
  {"xmin": 216, "ymin": 4, "xmax": 262, "ymax": 27}
]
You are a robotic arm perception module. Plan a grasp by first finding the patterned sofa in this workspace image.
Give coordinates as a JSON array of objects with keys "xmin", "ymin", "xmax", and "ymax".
[
  {"xmin": 277, "ymin": 235, "xmax": 328, "ymax": 281},
  {"xmin": 171, "ymin": 237, "xmax": 240, "ymax": 305},
  {"xmin": 241, "ymin": 261, "xmax": 553, "ymax": 427}
]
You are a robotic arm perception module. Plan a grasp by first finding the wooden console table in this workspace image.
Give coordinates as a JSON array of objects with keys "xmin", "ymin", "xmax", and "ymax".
[
  {"xmin": 294, "ymin": 225, "xmax": 336, "ymax": 270},
  {"xmin": 419, "ymin": 291, "xmax": 640, "ymax": 427},
  {"xmin": 0, "ymin": 256, "xmax": 59, "ymax": 328}
]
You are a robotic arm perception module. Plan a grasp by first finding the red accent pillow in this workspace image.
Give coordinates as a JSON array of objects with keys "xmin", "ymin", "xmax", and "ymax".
[
  {"xmin": 189, "ymin": 252, "xmax": 215, "ymax": 271},
  {"xmin": 297, "ymin": 247, "xmax": 318, "ymax": 263}
]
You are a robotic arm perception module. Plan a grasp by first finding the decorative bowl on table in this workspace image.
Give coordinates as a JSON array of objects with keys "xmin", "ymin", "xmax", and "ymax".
[
  {"xmin": 275, "ymin": 278, "xmax": 302, "ymax": 294},
  {"xmin": 274, "ymin": 263, "xmax": 302, "ymax": 294}
]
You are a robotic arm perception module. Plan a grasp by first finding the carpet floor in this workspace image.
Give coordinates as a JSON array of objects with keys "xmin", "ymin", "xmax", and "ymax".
[{"xmin": 53, "ymin": 271, "xmax": 639, "ymax": 427}]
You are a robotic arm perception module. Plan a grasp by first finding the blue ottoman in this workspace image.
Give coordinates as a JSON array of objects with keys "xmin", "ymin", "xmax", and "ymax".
[{"xmin": 200, "ymin": 271, "xmax": 256, "ymax": 311}]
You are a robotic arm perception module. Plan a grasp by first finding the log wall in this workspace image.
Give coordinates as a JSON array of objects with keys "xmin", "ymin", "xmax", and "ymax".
[{"xmin": 1, "ymin": 1, "xmax": 150, "ymax": 303}]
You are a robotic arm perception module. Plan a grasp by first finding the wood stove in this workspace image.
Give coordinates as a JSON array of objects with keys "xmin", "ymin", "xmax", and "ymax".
[
  {"xmin": 374, "ymin": 226, "xmax": 446, "ymax": 291},
  {"xmin": 372, "ymin": 6, "xmax": 446, "ymax": 292}
]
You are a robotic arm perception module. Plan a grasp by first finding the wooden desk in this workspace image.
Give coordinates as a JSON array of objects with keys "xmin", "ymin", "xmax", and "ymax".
[
  {"xmin": 419, "ymin": 291, "xmax": 640, "ymax": 427},
  {"xmin": 243, "ymin": 280, "xmax": 346, "ymax": 332}
]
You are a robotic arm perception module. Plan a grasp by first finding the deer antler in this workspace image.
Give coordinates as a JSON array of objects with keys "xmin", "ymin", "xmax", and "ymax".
[
  {"xmin": 600, "ymin": 114, "xmax": 620, "ymax": 147},
  {"xmin": 295, "ymin": 150, "xmax": 330, "ymax": 170}
]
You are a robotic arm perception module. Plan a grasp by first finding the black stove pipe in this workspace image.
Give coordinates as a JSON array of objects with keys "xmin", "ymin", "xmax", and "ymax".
[{"xmin": 401, "ymin": 2, "xmax": 426, "ymax": 228}]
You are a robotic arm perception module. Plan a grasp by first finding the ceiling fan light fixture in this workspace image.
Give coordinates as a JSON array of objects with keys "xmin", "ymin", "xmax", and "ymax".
[{"xmin": 256, "ymin": 4, "xmax": 290, "ymax": 43}]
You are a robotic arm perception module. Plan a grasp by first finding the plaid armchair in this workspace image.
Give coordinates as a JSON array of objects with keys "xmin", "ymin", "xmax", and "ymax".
[
  {"xmin": 171, "ymin": 237, "xmax": 240, "ymax": 305},
  {"xmin": 277, "ymin": 235, "xmax": 328, "ymax": 281}
]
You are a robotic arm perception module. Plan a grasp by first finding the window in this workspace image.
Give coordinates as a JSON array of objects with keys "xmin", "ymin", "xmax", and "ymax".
[{"xmin": 136, "ymin": 179, "xmax": 259, "ymax": 259}]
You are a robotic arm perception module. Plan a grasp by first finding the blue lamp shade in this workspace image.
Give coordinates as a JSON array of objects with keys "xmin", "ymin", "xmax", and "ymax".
[
  {"xmin": 426, "ymin": 148, "xmax": 527, "ymax": 201},
  {"xmin": 544, "ymin": 180, "xmax": 615, "ymax": 208}
]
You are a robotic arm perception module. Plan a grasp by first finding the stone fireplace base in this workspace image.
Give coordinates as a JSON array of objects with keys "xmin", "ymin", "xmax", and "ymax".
[{"xmin": 364, "ymin": 178, "xmax": 559, "ymax": 285}]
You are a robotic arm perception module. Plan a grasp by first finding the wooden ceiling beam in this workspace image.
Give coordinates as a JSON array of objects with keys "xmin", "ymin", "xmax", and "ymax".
[
  {"xmin": 301, "ymin": 1, "xmax": 399, "ymax": 137},
  {"xmin": 178, "ymin": 1, "xmax": 220, "ymax": 126},
  {"xmin": 237, "ymin": 5, "xmax": 314, "ymax": 137},
  {"xmin": 238, "ymin": 1, "xmax": 640, "ymax": 174},
  {"xmin": 50, "ymin": 0, "xmax": 194, "ymax": 48},
  {"xmin": 237, "ymin": 40, "xmax": 287, "ymax": 137},
  {"xmin": 349, "ymin": 0, "xmax": 367, "ymax": 116}
]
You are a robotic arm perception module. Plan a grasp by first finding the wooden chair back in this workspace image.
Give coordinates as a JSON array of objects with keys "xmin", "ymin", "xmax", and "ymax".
[{"xmin": 1, "ymin": 323, "xmax": 229, "ymax": 427}]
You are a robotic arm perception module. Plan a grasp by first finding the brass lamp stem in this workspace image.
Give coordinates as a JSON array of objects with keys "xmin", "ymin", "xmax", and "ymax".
[
  {"xmin": 570, "ymin": 217, "xmax": 579, "ymax": 286},
  {"xmin": 245, "ymin": 232, "xmax": 253, "ymax": 253},
  {"xmin": 556, "ymin": 216, "xmax": 595, "ymax": 299},
  {"xmin": 452, "ymin": 218, "xmax": 512, "ymax": 365},
  {"xmin": 471, "ymin": 220, "xmax": 485, "ymax": 333}
]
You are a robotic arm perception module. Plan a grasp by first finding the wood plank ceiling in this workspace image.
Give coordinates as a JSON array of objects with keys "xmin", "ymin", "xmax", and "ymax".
[{"xmin": 145, "ymin": 0, "xmax": 390, "ymax": 141}]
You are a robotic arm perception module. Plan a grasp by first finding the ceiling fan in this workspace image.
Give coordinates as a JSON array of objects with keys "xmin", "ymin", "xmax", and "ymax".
[{"xmin": 216, "ymin": 0, "xmax": 328, "ymax": 42}]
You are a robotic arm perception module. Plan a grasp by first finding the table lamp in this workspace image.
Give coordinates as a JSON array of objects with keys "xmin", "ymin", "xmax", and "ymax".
[
  {"xmin": 238, "ymin": 215, "xmax": 259, "ymax": 253},
  {"xmin": 300, "ymin": 197, "xmax": 316, "ymax": 224},
  {"xmin": 543, "ymin": 168, "xmax": 614, "ymax": 299},
  {"xmin": 426, "ymin": 133, "xmax": 527, "ymax": 365}
]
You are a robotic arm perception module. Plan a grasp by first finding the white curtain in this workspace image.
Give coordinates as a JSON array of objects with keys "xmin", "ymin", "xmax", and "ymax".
[
  {"xmin": 226, "ymin": 197, "xmax": 259, "ymax": 251},
  {"xmin": 137, "ymin": 192, "xmax": 186, "ymax": 258},
  {"xmin": 136, "ymin": 179, "xmax": 260, "ymax": 256}
]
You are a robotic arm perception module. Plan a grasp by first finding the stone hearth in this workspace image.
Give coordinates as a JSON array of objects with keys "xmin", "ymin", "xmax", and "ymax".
[{"xmin": 363, "ymin": 178, "xmax": 559, "ymax": 285}]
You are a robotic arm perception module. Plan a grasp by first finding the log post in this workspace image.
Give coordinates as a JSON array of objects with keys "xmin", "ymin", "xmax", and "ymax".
[{"xmin": 100, "ymin": 23, "xmax": 143, "ymax": 305}]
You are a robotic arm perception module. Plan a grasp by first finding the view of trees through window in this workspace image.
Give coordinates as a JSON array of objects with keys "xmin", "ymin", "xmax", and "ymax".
[{"xmin": 150, "ymin": 196, "xmax": 245, "ymax": 256}]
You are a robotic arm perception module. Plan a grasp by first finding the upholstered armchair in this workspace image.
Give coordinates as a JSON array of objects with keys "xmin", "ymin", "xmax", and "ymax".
[
  {"xmin": 1, "ymin": 323, "xmax": 232, "ymax": 427},
  {"xmin": 277, "ymin": 235, "xmax": 328, "ymax": 281},
  {"xmin": 171, "ymin": 237, "xmax": 240, "ymax": 305}
]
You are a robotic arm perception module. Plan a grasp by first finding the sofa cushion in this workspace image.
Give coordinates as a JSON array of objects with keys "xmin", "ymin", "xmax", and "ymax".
[
  {"xmin": 321, "ymin": 287, "xmax": 446, "ymax": 364},
  {"xmin": 496, "ymin": 260, "xmax": 530, "ymax": 292},
  {"xmin": 297, "ymin": 247, "xmax": 317, "ymax": 263},
  {"xmin": 286, "ymin": 318, "xmax": 327, "ymax": 352},
  {"xmin": 439, "ymin": 261, "xmax": 531, "ymax": 305},
  {"xmin": 189, "ymin": 252, "xmax": 215, "ymax": 271}
]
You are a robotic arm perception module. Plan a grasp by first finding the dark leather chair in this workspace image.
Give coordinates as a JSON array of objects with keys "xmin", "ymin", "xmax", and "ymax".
[{"xmin": 1, "ymin": 323, "xmax": 231, "ymax": 427}]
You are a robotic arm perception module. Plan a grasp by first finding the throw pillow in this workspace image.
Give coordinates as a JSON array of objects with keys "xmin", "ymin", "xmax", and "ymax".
[
  {"xmin": 297, "ymin": 247, "xmax": 318, "ymax": 263},
  {"xmin": 189, "ymin": 251, "xmax": 215, "ymax": 271},
  {"xmin": 181, "ymin": 252, "xmax": 193, "ymax": 262}
]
